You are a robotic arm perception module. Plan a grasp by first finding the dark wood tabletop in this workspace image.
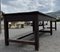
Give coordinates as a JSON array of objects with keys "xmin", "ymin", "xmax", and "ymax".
[{"xmin": 4, "ymin": 11, "xmax": 56, "ymax": 22}]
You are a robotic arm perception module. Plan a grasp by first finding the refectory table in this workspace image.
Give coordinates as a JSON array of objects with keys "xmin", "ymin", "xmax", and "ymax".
[{"xmin": 3, "ymin": 11, "xmax": 56, "ymax": 51}]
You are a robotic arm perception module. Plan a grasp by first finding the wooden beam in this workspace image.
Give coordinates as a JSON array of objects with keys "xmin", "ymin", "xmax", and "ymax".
[
  {"xmin": 17, "ymin": 29, "xmax": 51, "ymax": 40},
  {"xmin": 9, "ymin": 39, "xmax": 35, "ymax": 45},
  {"xmin": 33, "ymin": 16, "xmax": 39, "ymax": 51},
  {"xmin": 17, "ymin": 33, "xmax": 33, "ymax": 39},
  {"xmin": 4, "ymin": 19, "xmax": 9, "ymax": 46},
  {"xmin": 50, "ymin": 21, "xmax": 52, "ymax": 35},
  {"xmin": 55, "ymin": 21, "xmax": 57, "ymax": 30},
  {"xmin": 47, "ymin": 27, "xmax": 55, "ymax": 29}
]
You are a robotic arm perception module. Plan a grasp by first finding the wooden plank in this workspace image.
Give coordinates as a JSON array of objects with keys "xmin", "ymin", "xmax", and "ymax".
[
  {"xmin": 17, "ymin": 33, "xmax": 33, "ymax": 40},
  {"xmin": 4, "ymin": 11, "xmax": 56, "ymax": 21},
  {"xmin": 39, "ymin": 30, "xmax": 51, "ymax": 33},
  {"xmin": 9, "ymin": 39, "xmax": 35, "ymax": 45}
]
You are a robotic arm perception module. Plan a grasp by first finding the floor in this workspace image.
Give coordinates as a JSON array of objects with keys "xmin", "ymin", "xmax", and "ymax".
[{"xmin": 0, "ymin": 22, "xmax": 60, "ymax": 52}]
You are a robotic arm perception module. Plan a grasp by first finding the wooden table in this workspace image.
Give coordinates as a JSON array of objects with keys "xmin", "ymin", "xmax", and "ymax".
[{"xmin": 3, "ymin": 11, "xmax": 56, "ymax": 51}]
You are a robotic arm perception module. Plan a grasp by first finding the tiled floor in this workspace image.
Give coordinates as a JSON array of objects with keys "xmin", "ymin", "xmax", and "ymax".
[{"xmin": 0, "ymin": 22, "xmax": 60, "ymax": 52}]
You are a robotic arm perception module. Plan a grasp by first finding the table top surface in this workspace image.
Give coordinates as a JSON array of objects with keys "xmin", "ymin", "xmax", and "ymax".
[{"xmin": 3, "ymin": 11, "xmax": 56, "ymax": 21}]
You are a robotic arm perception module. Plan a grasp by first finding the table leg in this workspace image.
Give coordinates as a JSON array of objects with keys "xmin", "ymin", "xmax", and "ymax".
[
  {"xmin": 50, "ymin": 21, "xmax": 52, "ymax": 35},
  {"xmin": 33, "ymin": 19, "xmax": 39, "ymax": 51},
  {"xmin": 55, "ymin": 21, "xmax": 57, "ymax": 30},
  {"xmin": 4, "ymin": 20, "xmax": 9, "ymax": 46},
  {"xmin": 42, "ymin": 21, "xmax": 44, "ymax": 29}
]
